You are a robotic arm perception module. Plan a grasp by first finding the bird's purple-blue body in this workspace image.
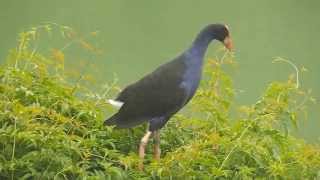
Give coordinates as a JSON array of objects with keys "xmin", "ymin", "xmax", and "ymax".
[{"xmin": 104, "ymin": 24, "xmax": 233, "ymax": 170}]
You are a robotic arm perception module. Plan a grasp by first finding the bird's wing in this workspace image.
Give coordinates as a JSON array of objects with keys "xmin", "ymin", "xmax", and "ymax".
[{"xmin": 115, "ymin": 58, "xmax": 187, "ymax": 122}]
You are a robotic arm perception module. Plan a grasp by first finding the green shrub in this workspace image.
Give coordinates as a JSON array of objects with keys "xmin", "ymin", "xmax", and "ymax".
[{"xmin": 0, "ymin": 24, "xmax": 319, "ymax": 179}]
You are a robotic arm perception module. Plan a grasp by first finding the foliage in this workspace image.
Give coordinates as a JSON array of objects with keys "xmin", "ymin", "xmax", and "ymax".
[{"xmin": 0, "ymin": 24, "xmax": 319, "ymax": 179}]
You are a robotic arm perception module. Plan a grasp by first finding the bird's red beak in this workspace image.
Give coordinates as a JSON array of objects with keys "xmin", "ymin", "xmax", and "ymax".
[{"xmin": 223, "ymin": 36, "xmax": 233, "ymax": 51}]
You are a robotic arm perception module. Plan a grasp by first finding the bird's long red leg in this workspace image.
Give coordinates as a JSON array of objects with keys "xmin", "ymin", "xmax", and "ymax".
[
  {"xmin": 153, "ymin": 130, "xmax": 161, "ymax": 161},
  {"xmin": 138, "ymin": 131, "xmax": 152, "ymax": 171}
]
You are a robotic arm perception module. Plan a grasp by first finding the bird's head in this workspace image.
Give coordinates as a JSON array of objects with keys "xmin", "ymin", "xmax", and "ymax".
[{"xmin": 205, "ymin": 24, "xmax": 233, "ymax": 51}]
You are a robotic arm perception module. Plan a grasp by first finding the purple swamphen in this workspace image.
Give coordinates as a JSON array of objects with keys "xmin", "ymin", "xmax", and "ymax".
[{"xmin": 105, "ymin": 23, "xmax": 233, "ymax": 170}]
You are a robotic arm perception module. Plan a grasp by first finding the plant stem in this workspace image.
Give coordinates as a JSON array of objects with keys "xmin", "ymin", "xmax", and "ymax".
[
  {"xmin": 273, "ymin": 57, "xmax": 300, "ymax": 89},
  {"xmin": 219, "ymin": 123, "xmax": 250, "ymax": 170},
  {"xmin": 11, "ymin": 117, "xmax": 17, "ymax": 180}
]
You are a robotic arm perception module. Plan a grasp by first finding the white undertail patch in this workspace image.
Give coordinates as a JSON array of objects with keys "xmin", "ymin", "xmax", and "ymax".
[{"xmin": 108, "ymin": 99, "xmax": 124, "ymax": 108}]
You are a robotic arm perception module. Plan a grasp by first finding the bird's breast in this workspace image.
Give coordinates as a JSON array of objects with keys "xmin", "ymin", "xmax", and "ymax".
[{"xmin": 179, "ymin": 63, "xmax": 202, "ymax": 100}]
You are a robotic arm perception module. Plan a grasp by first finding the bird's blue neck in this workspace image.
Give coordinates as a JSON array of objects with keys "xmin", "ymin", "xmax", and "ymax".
[
  {"xmin": 179, "ymin": 28, "xmax": 218, "ymax": 99},
  {"xmin": 184, "ymin": 30, "xmax": 216, "ymax": 66}
]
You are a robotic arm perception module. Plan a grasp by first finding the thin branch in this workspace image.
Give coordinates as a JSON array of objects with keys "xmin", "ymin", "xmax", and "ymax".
[{"xmin": 272, "ymin": 57, "xmax": 300, "ymax": 89}]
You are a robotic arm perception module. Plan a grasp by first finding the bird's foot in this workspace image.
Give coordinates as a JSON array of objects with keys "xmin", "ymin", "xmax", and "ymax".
[{"xmin": 138, "ymin": 161, "xmax": 144, "ymax": 171}]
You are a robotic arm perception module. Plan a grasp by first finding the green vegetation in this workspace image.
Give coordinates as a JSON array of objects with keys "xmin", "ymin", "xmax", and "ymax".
[{"xmin": 0, "ymin": 24, "xmax": 319, "ymax": 179}]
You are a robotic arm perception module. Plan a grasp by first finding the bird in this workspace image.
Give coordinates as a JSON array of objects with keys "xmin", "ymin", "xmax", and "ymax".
[{"xmin": 104, "ymin": 23, "xmax": 233, "ymax": 170}]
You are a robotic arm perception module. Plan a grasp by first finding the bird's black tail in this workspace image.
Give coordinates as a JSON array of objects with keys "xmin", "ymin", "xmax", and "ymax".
[
  {"xmin": 104, "ymin": 113, "xmax": 119, "ymax": 126},
  {"xmin": 104, "ymin": 113, "xmax": 145, "ymax": 129}
]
